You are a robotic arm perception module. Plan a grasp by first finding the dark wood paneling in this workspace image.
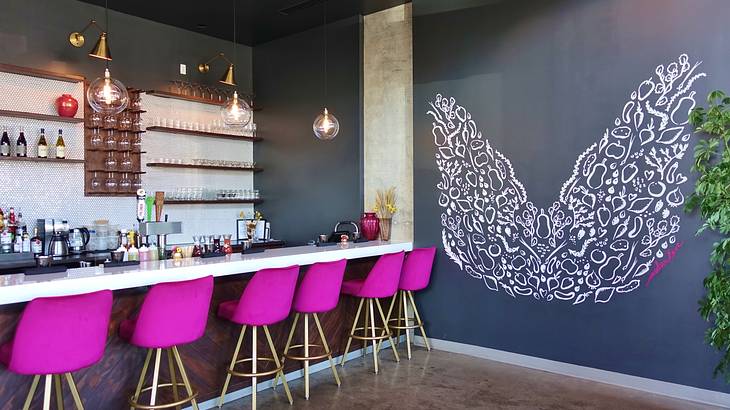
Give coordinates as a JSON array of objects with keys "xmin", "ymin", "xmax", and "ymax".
[{"xmin": 0, "ymin": 257, "xmax": 378, "ymax": 408}]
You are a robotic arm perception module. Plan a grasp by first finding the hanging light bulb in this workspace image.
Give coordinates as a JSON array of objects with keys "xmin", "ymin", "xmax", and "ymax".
[
  {"xmin": 87, "ymin": 68, "xmax": 128, "ymax": 114},
  {"xmin": 221, "ymin": 91, "xmax": 252, "ymax": 127},
  {"xmin": 313, "ymin": 107, "xmax": 339, "ymax": 140}
]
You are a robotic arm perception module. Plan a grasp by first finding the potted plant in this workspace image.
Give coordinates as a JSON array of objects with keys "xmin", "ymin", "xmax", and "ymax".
[
  {"xmin": 373, "ymin": 187, "xmax": 397, "ymax": 241},
  {"xmin": 686, "ymin": 90, "xmax": 730, "ymax": 382}
]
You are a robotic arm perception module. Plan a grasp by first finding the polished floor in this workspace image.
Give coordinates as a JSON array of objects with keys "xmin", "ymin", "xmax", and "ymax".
[{"xmin": 221, "ymin": 346, "xmax": 721, "ymax": 409}]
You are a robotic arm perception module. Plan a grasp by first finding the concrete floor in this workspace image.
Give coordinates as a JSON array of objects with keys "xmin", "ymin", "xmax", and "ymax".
[{"xmin": 222, "ymin": 347, "xmax": 722, "ymax": 409}]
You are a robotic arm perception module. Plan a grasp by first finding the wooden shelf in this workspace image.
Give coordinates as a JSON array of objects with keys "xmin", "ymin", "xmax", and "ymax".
[
  {"xmin": 0, "ymin": 156, "xmax": 84, "ymax": 163},
  {"xmin": 0, "ymin": 63, "xmax": 84, "ymax": 83},
  {"xmin": 146, "ymin": 162, "xmax": 262, "ymax": 172},
  {"xmin": 145, "ymin": 90, "xmax": 262, "ymax": 111},
  {"xmin": 165, "ymin": 199, "xmax": 263, "ymax": 205},
  {"xmin": 0, "ymin": 110, "xmax": 84, "ymax": 124},
  {"xmin": 86, "ymin": 148, "xmax": 147, "ymax": 153},
  {"xmin": 86, "ymin": 169, "xmax": 146, "ymax": 174},
  {"xmin": 85, "ymin": 126, "xmax": 146, "ymax": 133},
  {"xmin": 86, "ymin": 192, "xmax": 137, "ymax": 197},
  {"xmin": 146, "ymin": 126, "xmax": 261, "ymax": 142}
]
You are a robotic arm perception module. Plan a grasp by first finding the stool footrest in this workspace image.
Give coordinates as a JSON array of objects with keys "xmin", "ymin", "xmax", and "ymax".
[
  {"xmin": 228, "ymin": 357, "xmax": 283, "ymax": 378},
  {"xmin": 349, "ymin": 325, "xmax": 391, "ymax": 341},
  {"xmin": 284, "ymin": 343, "xmax": 331, "ymax": 361},
  {"xmin": 387, "ymin": 317, "xmax": 422, "ymax": 330},
  {"xmin": 129, "ymin": 383, "xmax": 198, "ymax": 410}
]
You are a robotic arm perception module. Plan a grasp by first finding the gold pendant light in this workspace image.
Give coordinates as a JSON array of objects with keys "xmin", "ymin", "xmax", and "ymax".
[
  {"xmin": 88, "ymin": 32, "xmax": 112, "ymax": 60},
  {"xmin": 69, "ymin": 19, "xmax": 112, "ymax": 61}
]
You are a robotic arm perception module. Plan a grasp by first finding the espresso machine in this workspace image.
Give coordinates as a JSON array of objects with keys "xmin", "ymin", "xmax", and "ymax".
[
  {"xmin": 36, "ymin": 219, "xmax": 70, "ymax": 256},
  {"xmin": 139, "ymin": 221, "xmax": 182, "ymax": 260}
]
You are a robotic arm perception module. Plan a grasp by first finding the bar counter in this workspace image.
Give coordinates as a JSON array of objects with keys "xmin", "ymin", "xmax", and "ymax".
[{"xmin": 0, "ymin": 241, "xmax": 412, "ymax": 408}]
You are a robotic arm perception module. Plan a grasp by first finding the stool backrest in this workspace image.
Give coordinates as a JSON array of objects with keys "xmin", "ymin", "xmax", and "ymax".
[
  {"xmin": 294, "ymin": 259, "xmax": 347, "ymax": 313},
  {"xmin": 9, "ymin": 290, "xmax": 112, "ymax": 375},
  {"xmin": 399, "ymin": 247, "xmax": 437, "ymax": 291},
  {"xmin": 234, "ymin": 265, "xmax": 300, "ymax": 326},
  {"xmin": 132, "ymin": 276, "xmax": 214, "ymax": 348},
  {"xmin": 357, "ymin": 251, "xmax": 405, "ymax": 298}
]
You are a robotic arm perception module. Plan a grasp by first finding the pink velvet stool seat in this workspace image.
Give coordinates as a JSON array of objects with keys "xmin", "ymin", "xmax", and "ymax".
[
  {"xmin": 340, "ymin": 251, "xmax": 405, "ymax": 374},
  {"xmin": 217, "ymin": 265, "xmax": 300, "ymax": 409},
  {"xmin": 272, "ymin": 259, "xmax": 346, "ymax": 399},
  {"xmin": 120, "ymin": 275, "xmax": 214, "ymax": 410},
  {"xmin": 0, "ymin": 290, "xmax": 112, "ymax": 409},
  {"xmin": 382, "ymin": 247, "xmax": 436, "ymax": 359}
]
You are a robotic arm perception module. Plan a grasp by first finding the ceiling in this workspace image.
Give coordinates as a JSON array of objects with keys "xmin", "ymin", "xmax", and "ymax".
[{"xmin": 78, "ymin": 0, "xmax": 410, "ymax": 46}]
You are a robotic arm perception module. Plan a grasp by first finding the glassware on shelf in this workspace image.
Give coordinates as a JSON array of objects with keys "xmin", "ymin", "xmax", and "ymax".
[
  {"xmin": 118, "ymin": 132, "xmax": 131, "ymax": 151},
  {"xmin": 118, "ymin": 113, "xmax": 133, "ymax": 130},
  {"xmin": 131, "ymin": 94, "xmax": 142, "ymax": 110},
  {"xmin": 88, "ymin": 112, "xmax": 102, "ymax": 128},
  {"xmin": 132, "ymin": 133, "xmax": 142, "ymax": 151},
  {"xmin": 104, "ymin": 130, "xmax": 117, "ymax": 150},
  {"xmin": 104, "ymin": 173, "xmax": 117, "ymax": 191},
  {"xmin": 132, "ymin": 117, "xmax": 143, "ymax": 131},
  {"xmin": 103, "ymin": 115, "xmax": 117, "ymax": 129},
  {"xmin": 119, "ymin": 173, "xmax": 132, "ymax": 191},
  {"xmin": 90, "ymin": 171, "xmax": 102, "ymax": 191},
  {"xmin": 104, "ymin": 151, "xmax": 117, "ymax": 171},
  {"xmin": 120, "ymin": 151, "xmax": 133, "ymax": 171},
  {"xmin": 89, "ymin": 128, "xmax": 103, "ymax": 148},
  {"xmin": 132, "ymin": 174, "xmax": 142, "ymax": 190}
]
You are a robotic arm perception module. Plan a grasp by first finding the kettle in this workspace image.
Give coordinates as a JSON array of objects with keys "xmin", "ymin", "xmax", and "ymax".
[
  {"xmin": 69, "ymin": 227, "xmax": 90, "ymax": 254},
  {"xmin": 48, "ymin": 231, "xmax": 70, "ymax": 257},
  {"xmin": 329, "ymin": 221, "xmax": 361, "ymax": 242}
]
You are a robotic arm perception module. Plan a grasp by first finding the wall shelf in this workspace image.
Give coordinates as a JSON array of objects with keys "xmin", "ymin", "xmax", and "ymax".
[
  {"xmin": 0, "ymin": 63, "xmax": 85, "ymax": 83},
  {"xmin": 146, "ymin": 162, "xmax": 262, "ymax": 172},
  {"xmin": 0, "ymin": 156, "xmax": 84, "ymax": 164},
  {"xmin": 0, "ymin": 109, "xmax": 84, "ymax": 124},
  {"xmin": 145, "ymin": 90, "xmax": 262, "ymax": 111},
  {"xmin": 165, "ymin": 199, "xmax": 263, "ymax": 205},
  {"xmin": 146, "ymin": 126, "xmax": 262, "ymax": 142}
]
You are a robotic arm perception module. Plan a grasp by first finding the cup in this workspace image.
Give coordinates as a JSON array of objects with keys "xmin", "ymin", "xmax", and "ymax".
[
  {"xmin": 111, "ymin": 250, "xmax": 125, "ymax": 262},
  {"xmin": 319, "ymin": 234, "xmax": 328, "ymax": 243},
  {"xmin": 36, "ymin": 255, "xmax": 52, "ymax": 267}
]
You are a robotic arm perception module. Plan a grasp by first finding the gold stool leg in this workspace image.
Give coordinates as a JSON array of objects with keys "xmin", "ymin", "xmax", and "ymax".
[
  {"xmin": 218, "ymin": 325, "xmax": 246, "ymax": 408},
  {"xmin": 376, "ymin": 298, "xmax": 400, "ymax": 363},
  {"xmin": 65, "ymin": 373, "xmax": 84, "ymax": 410},
  {"xmin": 340, "ymin": 298, "xmax": 363, "ymax": 367},
  {"xmin": 42, "ymin": 374, "xmax": 52, "ymax": 410},
  {"xmin": 22, "ymin": 375, "xmax": 40, "ymax": 410},
  {"xmin": 368, "ymin": 299, "xmax": 378, "ymax": 373},
  {"xmin": 304, "ymin": 313, "xmax": 310, "ymax": 399},
  {"xmin": 54, "ymin": 374, "xmax": 64, "ymax": 410},
  {"xmin": 395, "ymin": 292, "xmax": 403, "ymax": 346},
  {"xmin": 378, "ymin": 293, "xmax": 398, "ymax": 353},
  {"xmin": 263, "ymin": 325, "xmax": 293, "ymax": 405},
  {"xmin": 403, "ymin": 291, "xmax": 412, "ymax": 359},
  {"xmin": 166, "ymin": 349, "xmax": 180, "ymax": 409},
  {"xmin": 273, "ymin": 313, "xmax": 299, "ymax": 389},
  {"xmin": 150, "ymin": 348, "xmax": 162, "ymax": 406},
  {"xmin": 131, "ymin": 349, "xmax": 153, "ymax": 410},
  {"xmin": 313, "ymin": 313, "xmax": 340, "ymax": 386},
  {"xmin": 172, "ymin": 346, "xmax": 199, "ymax": 410},
  {"xmin": 362, "ymin": 298, "xmax": 370, "ymax": 356},
  {"xmin": 252, "ymin": 326, "xmax": 257, "ymax": 410},
  {"xmin": 408, "ymin": 291, "xmax": 431, "ymax": 351}
]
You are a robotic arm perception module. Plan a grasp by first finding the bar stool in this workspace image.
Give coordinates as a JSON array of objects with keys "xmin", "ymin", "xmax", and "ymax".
[
  {"xmin": 120, "ymin": 276, "xmax": 214, "ymax": 410},
  {"xmin": 273, "ymin": 259, "xmax": 346, "ymax": 399},
  {"xmin": 340, "ymin": 251, "xmax": 404, "ymax": 373},
  {"xmin": 0, "ymin": 290, "xmax": 112, "ymax": 410},
  {"xmin": 217, "ymin": 265, "xmax": 299, "ymax": 409},
  {"xmin": 382, "ymin": 247, "xmax": 436, "ymax": 359}
]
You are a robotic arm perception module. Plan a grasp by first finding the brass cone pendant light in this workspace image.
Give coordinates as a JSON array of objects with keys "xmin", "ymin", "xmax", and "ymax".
[
  {"xmin": 219, "ymin": 63, "xmax": 236, "ymax": 86},
  {"xmin": 69, "ymin": 19, "xmax": 112, "ymax": 61},
  {"xmin": 89, "ymin": 32, "xmax": 112, "ymax": 60},
  {"xmin": 313, "ymin": 0, "xmax": 339, "ymax": 140}
]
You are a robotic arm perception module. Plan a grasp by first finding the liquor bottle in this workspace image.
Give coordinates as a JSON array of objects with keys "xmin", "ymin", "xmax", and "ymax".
[
  {"xmin": 13, "ymin": 231, "xmax": 22, "ymax": 253},
  {"xmin": 0, "ymin": 224, "xmax": 11, "ymax": 254},
  {"xmin": 16, "ymin": 127, "xmax": 27, "ymax": 157},
  {"xmin": 0, "ymin": 127, "xmax": 10, "ymax": 157},
  {"xmin": 30, "ymin": 227, "xmax": 43, "ymax": 256},
  {"xmin": 7, "ymin": 207, "xmax": 16, "ymax": 226},
  {"xmin": 55, "ymin": 129, "xmax": 65, "ymax": 159},
  {"xmin": 21, "ymin": 227, "xmax": 30, "ymax": 253},
  {"xmin": 37, "ymin": 128, "xmax": 48, "ymax": 158}
]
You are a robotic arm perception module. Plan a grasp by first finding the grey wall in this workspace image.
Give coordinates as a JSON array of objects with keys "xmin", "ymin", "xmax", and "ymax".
[
  {"xmin": 253, "ymin": 17, "xmax": 363, "ymax": 245},
  {"xmin": 0, "ymin": 0, "xmax": 252, "ymax": 92},
  {"xmin": 413, "ymin": 0, "xmax": 730, "ymax": 393}
]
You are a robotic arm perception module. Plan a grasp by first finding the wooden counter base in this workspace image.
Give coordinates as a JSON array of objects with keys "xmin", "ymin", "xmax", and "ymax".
[{"xmin": 0, "ymin": 257, "xmax": 378, "ymax": 409}]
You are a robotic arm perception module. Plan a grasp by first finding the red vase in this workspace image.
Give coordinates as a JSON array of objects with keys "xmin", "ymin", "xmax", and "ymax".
[
  {"xmin": 360, "ymin": 212, "xmax": 380, "ymax": 241},
  {"xmin": 56, "ymin": 94, "xmax": 78, "ymax": 117}
]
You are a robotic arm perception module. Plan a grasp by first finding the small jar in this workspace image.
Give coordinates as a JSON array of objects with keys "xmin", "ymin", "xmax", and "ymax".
[{"xmin": 223, "ymin": 234, "xmax": 232, "ymax": 254}]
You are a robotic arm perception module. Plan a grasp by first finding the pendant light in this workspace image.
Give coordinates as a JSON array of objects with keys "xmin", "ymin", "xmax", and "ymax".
[
  {"xmin": 86, "ymin": 0, "xmax": 128, "ymax": 114},
  {"xmin": 221, "ymin": 0, "xmax": 252, "ymax": 127},
  {"xmin": 313, "ymin": 0, "xmax": 339, "ymax": 141}
]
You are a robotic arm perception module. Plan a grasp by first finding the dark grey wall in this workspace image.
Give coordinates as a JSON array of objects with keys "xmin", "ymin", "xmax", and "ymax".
[
  {"xmin": 253, "ymin": 17, "xmax": 363, "ymax": 245},
  {"xmin": 413, "ymin": 0, "xmax": 730, "ymax": 393},
  {"xmin": 0, "ymin": 0, "xmax": 252, "ymax": 92}
]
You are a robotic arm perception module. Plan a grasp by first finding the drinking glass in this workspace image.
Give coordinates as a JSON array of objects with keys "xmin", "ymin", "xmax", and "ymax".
[
  {"xmin": 104, "ymin": 130, "xmax": 117, "ymax": 150},
  {"xmin": 104, "ymin": 151, "xmax": 117, "ymax": 171},
  {"xmin": 88, "ymin": 112, "xmax": 102, "ymax": 128},
  {"xmin": 118, "ymin": 132, "xmax": 131, "ymax": 151},
  {"xmin": 104, "ymin": 173, "xmax": 117, "ymax": 191},
  {"xmin": 119, "ymin": 173, "xmax": 132, "ymax": 191},
  {"xmin": 132, "ymin": 133, "xmax": 142, "ymax": 151},
  {"xmin": 132, "ymin": 174, "xmax": 142, "ymax": 190},
  {"xmin": 104, "ymin": 115, "xmax": 117, "ymax": 129},
  {"xmin": 133, "ymin": 118, "xmax": 143, "ymax": 131},
  {"xmin": 120, "ymin": 151, "xmax": 133, "ymax": 171},
  {"xmin": 90, "ymin": 128, "xmax": 103, "ymax": 148},
  {"xmin": 90, "ymin": 171, "xmax": 102, "ymax": 191},
  {"xmin": 118, "ymin": 113, "xmax": 133, "ymax": 130},
  {"xmin": 131, "ymin": 94, "xmax": 142, "ymax": 110}
]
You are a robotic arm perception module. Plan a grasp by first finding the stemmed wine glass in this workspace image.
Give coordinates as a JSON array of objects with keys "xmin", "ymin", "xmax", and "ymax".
[
  {"xmin": 89, "ymin": 128, "xmax": 103, "ymax": 148},
  {"xmin": 90, "ymin": 171, "xmax": 102, "ymax": 191},
  {"xmin": 120, "ymin": 151, "xmax": 133, "ymax": 171},
  {"xmin": 119, "ymin": 173, "xmax": 132, "ymax": 191},
  {"xmin": 118, "ymin": 132, "xmax": 131, "ymax": 151},
  {"xmin": 104, "ymin": 173, "xmax": 117, "ymax": 191},
  {"xmin": 104, "ymin": 130, "xmax": 117, "ymax": 150},
  {"xmin": 104, "ymin": 151, "xmax": 117, "ymax": 171}
]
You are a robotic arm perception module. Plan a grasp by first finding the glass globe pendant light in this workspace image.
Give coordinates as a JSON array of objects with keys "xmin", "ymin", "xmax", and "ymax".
[
  {"xmin": 88, "ymin": 68, "xmax": 129, "ymax": 115},
  {"xmin": 313, "ymin": 0, "xmax": 339, "ymax": 140},
  {"xmin": 221, "ymin": 91, "xmax": 252, "ymax": 127}
]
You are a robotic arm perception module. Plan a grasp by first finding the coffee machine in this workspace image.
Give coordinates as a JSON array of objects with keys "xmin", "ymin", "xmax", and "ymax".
[
  {"xmin": 139, "ymin": 221, "xmax": 182, "ymax": 260},
  {"xmin": 36, "ymin": 219, "xmax": 70, "ymax": 256}
]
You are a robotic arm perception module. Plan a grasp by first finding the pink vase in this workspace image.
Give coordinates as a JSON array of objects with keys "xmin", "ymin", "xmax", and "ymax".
[{"xmin": 360, "ymin": 212, "xmax": 380, "ymax": 240}]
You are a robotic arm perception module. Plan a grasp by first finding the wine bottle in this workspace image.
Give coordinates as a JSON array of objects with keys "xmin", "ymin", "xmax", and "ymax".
[
  {"xmin": 16, "ymin": 126, "xmax": 27, "ymax": 157},
  {"xmin": 30, "ymin": 227, "xmax": 42, "ymax": 256},
  {"xmin": 0, "ymin": 127, "xmax": 10, "ymax": 157},
  {"xmin": 55, "ymin": 129, "xmax": 65, "ymax": 159},
  {"xmin": 21, "ymin": 227, "xmax": 30, "ymax": 253},
  {"xmin": 37, "ymin": 128, "xmax": 48, "ymax": 158}
]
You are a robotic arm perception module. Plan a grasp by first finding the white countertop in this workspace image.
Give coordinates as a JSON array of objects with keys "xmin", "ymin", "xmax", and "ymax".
[{"xmin": 0, "ymin": 241, "xmax": 413, "ymax": 306}]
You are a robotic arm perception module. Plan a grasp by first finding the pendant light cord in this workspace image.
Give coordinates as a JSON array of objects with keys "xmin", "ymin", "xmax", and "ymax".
[
  {"xmin": 105, "ymin": 0, "xmax": 109, "ymax": 69},
  {"xmin": 233, "ymin": 0, "xmax": 237, "ymax": 71},
  {"xmin": 324, "ymin": 0, "xmax": 328, "ymax": 103}
]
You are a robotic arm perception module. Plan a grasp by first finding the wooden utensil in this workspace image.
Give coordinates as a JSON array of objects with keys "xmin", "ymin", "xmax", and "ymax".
[{"xmin": 155, "ymin": 191, "xmax": 165, "ymax": 222}]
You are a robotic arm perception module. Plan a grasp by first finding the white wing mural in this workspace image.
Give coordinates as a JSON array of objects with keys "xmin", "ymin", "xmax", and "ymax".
[{"xmin": 429, "ymin": 54, "xmax": 706, "ymax": 304}]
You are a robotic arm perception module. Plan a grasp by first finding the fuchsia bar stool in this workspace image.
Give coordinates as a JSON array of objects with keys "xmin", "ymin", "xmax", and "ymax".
[
  {"xmin": 340, "ymin": 251, "xmax": 404, "ymax": 373},
  {"xmin": 272, "ymin": 259, "xmax": 346, "ymax": 400},
  {"xmin": 217, "ymin": 265, "xmax": 299, "ymax": 409},
  {"xmin": 382, "ymin": 247, "xmax": 436, "ymax": 359},
  {"xmin": 0, "ymin": 290, "xmax": 112, "ymax": 410},
  {"xmin": 120, "ymin": 276, "xmax": 214, "ymax": 410}
]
